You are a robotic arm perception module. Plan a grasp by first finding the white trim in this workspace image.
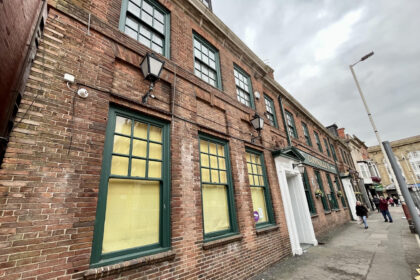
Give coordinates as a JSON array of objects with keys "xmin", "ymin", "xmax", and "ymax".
[
  {"xmin": 274, "ymin": 156, "xmax": 317, "ymax": 255},
  {"xmin": 342, "ymin": 178, "xmax": 357, "ymax": 220}
]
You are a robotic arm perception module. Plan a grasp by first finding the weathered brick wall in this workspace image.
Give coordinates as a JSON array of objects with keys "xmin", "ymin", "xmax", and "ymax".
[{"xmin": 0, "ymin": 0, "xmax": 351, "ymax": 279}]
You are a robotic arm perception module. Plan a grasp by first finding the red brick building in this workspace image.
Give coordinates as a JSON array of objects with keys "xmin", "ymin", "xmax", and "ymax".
[{"xmin": 0, "ymin": 0, "xmax": 353, "ymax": 279}]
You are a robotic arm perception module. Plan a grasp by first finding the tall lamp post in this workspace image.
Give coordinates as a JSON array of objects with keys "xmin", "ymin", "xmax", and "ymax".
[{"xmin": 349, "ymin": 52, "xmax": 403, "ymax": 202}]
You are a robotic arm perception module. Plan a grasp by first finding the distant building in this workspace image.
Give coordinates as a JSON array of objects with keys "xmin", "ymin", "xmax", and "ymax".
[{"xmin": 368, "ymin": 135, "xmax": 420, "ymax": 206}]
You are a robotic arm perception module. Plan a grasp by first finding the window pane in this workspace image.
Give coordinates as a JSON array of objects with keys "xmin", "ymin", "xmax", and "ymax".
[
  {"xmin": 149, "ymin": 125, "xmax": 162, "ymax": 142},
  {"xmin": 131, "ymin": 158, "xmax": 146, "ymax": 177},
  {"xmin": 132, "ymin": 139, "xmax": 147, "ymax": 158},
  {"xmin": 154, "ymin": 10, "xmax": 164, "ymax": 22},
  {"xmin": 125, "ymin": 27, "xmax": 138, "ymax": 40},
  {"xmin": 148, "ymin": 161, "xmax": 161, "ymax": 178},
  {"xmin": 111, "ymin": 156, "xmax": 129, "ymax": 176},
  {"xmin": 201, "ymin": 154, "xmax": 209, "ymax": 167},
  {"xmin": 200, "ymin": 140, "xmax": 208, "ymax": 153},
  {"xmin": 133, "ymin": 121, "xmax": 147, "ymax": 139},
  {"xmin": 113, "ymin": 135, "xmax": 130, "ymax": 155},
  {"xmin": 211, "ymin": 169, "xmax": 219, "ymax": 183},
  {"xmin": 154, "ymin": 21, "xmax": 164, "ymax": 34},
  {"xmin": 142, "ymin": 1, "xmax": 153, "ymax": 14},
  {"xmin": 149, "ymin": 143, "xmax": 162, "ymax": 160},
  {"xmin": 251, "ymin": 187, "xmax": 268, "ymax": 223},
  {"xmin": 127, "ymin": 2, "xmax": 141, "ymax": 17},
  {"xmin": 102, "ymin": 179, "xmax": 159, "ymax": 253},
  {"xmin": 141, "ymin": 12, "xmax": 153, "ymax": 26},
  {"xmin": 218, "ymin": 158, "xmax": 225, "ymax": 170},
  {"xmin": 126, "ymin": 17, "xmax": 139, "ymax": 30},
  {"xmin": 201, "ymin": 168, "xmax": 210, "ymax": 182},
  {"xmin": 220, "ymin": 171, "xmax": 227, "ymax": 184},
  {"xmin": 202, "ymin": 184, "xmax": 230, "ymax": 234},
  {"xmin": 209, "ymin": 155, "xmax": 218, "ymax": 169},
  {"xmin": 115, "ymin": 116, "xmax": 132, "ymax": 135},
  {"xmin": 209, "ymin": 142, "xmax": 217, "ymax": 155}
]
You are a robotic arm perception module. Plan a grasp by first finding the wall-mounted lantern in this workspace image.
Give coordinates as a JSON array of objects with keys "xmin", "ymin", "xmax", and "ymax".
[
  {"xmin": 292, "ymin": 163, "xmax": 305, "ymax": 174},
  {"xmin": 250, "ymin": 113, "xmax": 264, "ymax": 143},
  {"xmin": 140, "ymin": 53, "xmax": 165, "ymax": 104}
]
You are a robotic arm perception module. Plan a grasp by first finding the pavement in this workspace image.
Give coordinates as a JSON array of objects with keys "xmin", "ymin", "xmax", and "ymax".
[{"xmin": 250, "ymin": 206, "xmax": 420, "ymax": 280}]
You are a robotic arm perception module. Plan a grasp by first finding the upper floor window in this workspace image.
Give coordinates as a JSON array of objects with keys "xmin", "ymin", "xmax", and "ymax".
[
  {"xmin": 234, "ymin": 66, "xmax": 254, "ymax": 108},
  {"xmin": 201, "ymin": 0, "xmax": 212, "ymax": 10},
  {"xmin": 91, "ymin": 106, "xmax": 170, "ymax": 267},
  {"xmin": 193, "ymin": 33, "xmax": 221, "ymax": 88},
  {"xmin": 302, "ymin": 122, "xmax": 312, "ymax": 146},
  {"xmin": 314, "ymin": 131, "xmax": 323, "ymax": 153},
  {"xmin": 324, "ymin": 138, "xmax": 331, "ymax": 157},
  {"xmin": 264, "ymin": 95, "xmax": 278, "ymax": 128},
  {"xmin": 120, "ymin": 0, "xmax": 170, "ymax": 57},
  {"xmin": 285, "ymin": 111, "xmax": 297, "ymax": 139},
  {"xmin": 330, "ymin": 144, "xmax": 337, "ymax": 161}
]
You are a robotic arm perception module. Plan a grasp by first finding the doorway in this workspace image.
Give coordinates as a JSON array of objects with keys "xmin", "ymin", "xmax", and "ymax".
[{"xmin": 274, "ymin": 156, "xmax": 318, "ymax": 255}]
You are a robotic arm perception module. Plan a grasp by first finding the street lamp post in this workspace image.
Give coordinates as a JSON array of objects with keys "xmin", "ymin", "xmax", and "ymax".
[{"xmin": 349, "ymin": 52, "xmax": 404, "ymax": 203}]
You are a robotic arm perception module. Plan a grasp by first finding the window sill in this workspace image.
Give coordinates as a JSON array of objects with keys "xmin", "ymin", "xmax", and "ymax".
[
  {"xmin": 256, "ymin": 224, "xmax": 279, "ymax": 235},
  {"xmin": 333, "ymin": 209, "xmax": 340, "ymax": 212},
  {"xmin": 324, "ymin": 211, "xmax": 332, "ymax": 215},
  {"xmin": 311, "ymin": 214, "xmax": 319, "ymax": 219},
  {"xmin": 84, "ymin": 250, "xmax": 175, "ymax": 279},
  {"xmin": 202, "ymin": 234, "xmax": 243, "ymax": 250}
]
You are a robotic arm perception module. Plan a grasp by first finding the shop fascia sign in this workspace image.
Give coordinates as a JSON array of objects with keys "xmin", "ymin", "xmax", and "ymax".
[{"xmin": 297, "ymin": 149, "xmax": 337, "ymax": 173}]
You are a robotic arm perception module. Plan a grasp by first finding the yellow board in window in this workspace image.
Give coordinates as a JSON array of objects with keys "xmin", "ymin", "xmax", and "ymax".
[{"xmin": 202, "ymin": 184, "xmax": 230, "ymax": 234}]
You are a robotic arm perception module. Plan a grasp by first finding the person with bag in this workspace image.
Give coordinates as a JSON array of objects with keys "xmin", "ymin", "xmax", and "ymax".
[{"xmin": 355, "ymin": 201, "xmax": 369, "ymax": 229}]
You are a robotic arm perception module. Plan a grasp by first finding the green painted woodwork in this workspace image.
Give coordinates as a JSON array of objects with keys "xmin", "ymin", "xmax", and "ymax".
[
  {"xmin": 315, "ymin": 170, "xmax": 330, "ymax": 212},
  {"xmin": 90, "ymin": 105, "xmax": 171, "ymax": 268},
  {"xmin": 302, "ymin": 168, "xmax": 316, "ymax": 214}
]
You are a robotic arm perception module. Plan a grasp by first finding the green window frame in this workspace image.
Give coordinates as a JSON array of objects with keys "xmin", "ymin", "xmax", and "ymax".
[
  {"xmin": 119, "ymin": 0, "xmax": 170, "ymax": 57},
  {"xmin": 193, "ymin": 33, "xmax": 222, "ymax": 89},
  {"xmin": 302, "ymin": 168, "xmax": 316, "ymax": 215},
  {"xmin": 285, "ymin": 110, "xmax": 297, "ymax": 139},
  {"xmin": 330, "ymin": 144, "xmax": 337, "ymax": 161},
  {"xmin": 315, "ymin": 170, "xmax": 330, "ymax": 212},
  {"xmin": 234, "ymin": 65, "xmax": 255, "ymax": 108},
  {"xmin": 302, "ymin": 122, "xmax": 312, "ymax": 146},
  {"xmin": 326, "ymin": 173, "xmax": 339, "ymax": 210},
  {"xmin": 245, "ymin": 148, "xmax": 275, "ymax": 228},
  {"xmin": 199, "ymin": 134, "xmax": 238, "ymax": 241},
  {"xmin": 340, "ymin": 149, "xmax": 348, "ymax": 165},
  {"xmin": 264, "ymin": 95, "xmax": 278, "ymax": 128},
  {"xmin": 314, "ymin": 131, "xmax": 323, "ymax": 153},
  {"xmin": 91, "ymin": 106, "xmax": 171, "ymax": 267},
  {"xmin": 335, "ymin": 175, "xmax": 347, "ymax": 207},
  {"xmin": 324, "ymin": 138, "xmax": 331, "ymax": 157}
]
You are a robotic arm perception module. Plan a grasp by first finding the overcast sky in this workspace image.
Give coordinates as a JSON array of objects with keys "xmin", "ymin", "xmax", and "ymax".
[{"xmin": 212, "ymin": 0, "xmax": 420, "ymax": 147}]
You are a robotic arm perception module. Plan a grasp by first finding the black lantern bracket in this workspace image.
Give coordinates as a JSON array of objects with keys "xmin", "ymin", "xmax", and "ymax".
[{"xmin": 140, "ymin": 53, "xmax": 165, "ymax": 104}]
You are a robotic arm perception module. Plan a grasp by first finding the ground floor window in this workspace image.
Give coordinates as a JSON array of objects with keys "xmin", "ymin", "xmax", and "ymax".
[
  {"xmin": 199, "ymin": 134, "xmax": 238, "ymax": 240},
  {"xmin": 315, "ymin": 170, "xmax": 330, "ymax": 212},
  {"xmin": 302, "ymin": 168, "xmax": 316, "ymax": 214},
  {"xmin": 326, "ymin": 173, "xmax": 339, "ymax": 210},
  {"xmin": 246, "ymin": 149, "xmax": 275, "ymax": 227},
  {"xmin": 335, "ymin": 175, "xmax": 347, "ymax": 207},
  {"xmin": 91, "ymin": 106, "xmax": 170, "ymax": 267}
]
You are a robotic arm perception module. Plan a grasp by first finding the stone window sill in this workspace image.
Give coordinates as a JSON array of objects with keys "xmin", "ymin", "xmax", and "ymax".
[
  {"xmin": 256, "ymin": 225, "xmax": 279, "ymax": 235},
  {"xmin": 311, "ymin": 214, "xmax": 319, "ymax": 219},
  {"xmin": 202, "ymin": 234, "xmax": 243, "ymax": 250},
  {"xmin": 84, "ymin": 250, "xmax": 175, "ymax": 279},
  {"xmin": 324, "ymin": 211, "xmax": 332, "ymax": 215}
]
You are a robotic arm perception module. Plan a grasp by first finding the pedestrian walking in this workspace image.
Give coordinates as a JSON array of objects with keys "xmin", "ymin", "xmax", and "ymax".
[
  {"xmin": 373, "ymin": 196, "xmax": 380, "ymax": 212},
  {"xmin": 355, "ymin": 201, "xmax": 369, "ymax": 229},
  {"xmin": 393, "ymin": 196, "xmax": 399, "ymax": 206},
  {"xmin": 379, "ymin": 196, "xmax": 393, "ymax": 222}
]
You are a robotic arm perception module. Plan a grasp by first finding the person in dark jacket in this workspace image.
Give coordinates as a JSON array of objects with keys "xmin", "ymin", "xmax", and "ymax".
[
  {"xmin": 355, "ymin": 201, "xmax": 369, "ymax": 229},
  {"xmin": 372, "ymin": 196, "xmax": 380, "ymax": 212},
  {"xmin": 379, "ymin": 196, "xmax": 393, "ymax": 222}
]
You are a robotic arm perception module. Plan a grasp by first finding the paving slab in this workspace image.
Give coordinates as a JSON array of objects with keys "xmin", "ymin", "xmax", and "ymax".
[{"xmin": 250, "ymin": 206, "xmax": 420, "ymax": 280}]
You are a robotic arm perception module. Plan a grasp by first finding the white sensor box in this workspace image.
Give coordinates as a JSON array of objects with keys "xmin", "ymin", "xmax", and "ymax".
[{"xmin": 64, "ymin": 74, "xmax": 75, "ymax": 83}]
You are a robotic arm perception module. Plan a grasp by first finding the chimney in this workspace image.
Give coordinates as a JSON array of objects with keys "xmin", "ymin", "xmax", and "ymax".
[{"xmin": 337, "ymin": 128, "xmax": 346, "ymax": 139}]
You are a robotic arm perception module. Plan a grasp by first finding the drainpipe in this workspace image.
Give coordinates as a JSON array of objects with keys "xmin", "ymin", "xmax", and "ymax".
[
  {"xmin": 277, "ymin": 95, "xmax": 291, "ymax": 147},
  {"xmin": 326, "ymin": 138, "xmax": 356, "ymax": 219}
]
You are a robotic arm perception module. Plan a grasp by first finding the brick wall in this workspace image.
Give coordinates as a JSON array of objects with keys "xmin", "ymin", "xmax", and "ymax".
[{"xmin": 0, "ymin": 0, "xmax": 351, "ymax": 279}]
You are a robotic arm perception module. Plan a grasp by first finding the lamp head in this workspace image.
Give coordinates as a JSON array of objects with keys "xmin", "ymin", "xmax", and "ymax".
[{"xmin": 140, "ymin": 53, "xmax": 165, "ymax": 82}]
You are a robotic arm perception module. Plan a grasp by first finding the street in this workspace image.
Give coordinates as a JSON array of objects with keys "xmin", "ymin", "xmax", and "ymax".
[{"xmin": 251, "ymin": 206, "xmax": 420, "ymax": 280}]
